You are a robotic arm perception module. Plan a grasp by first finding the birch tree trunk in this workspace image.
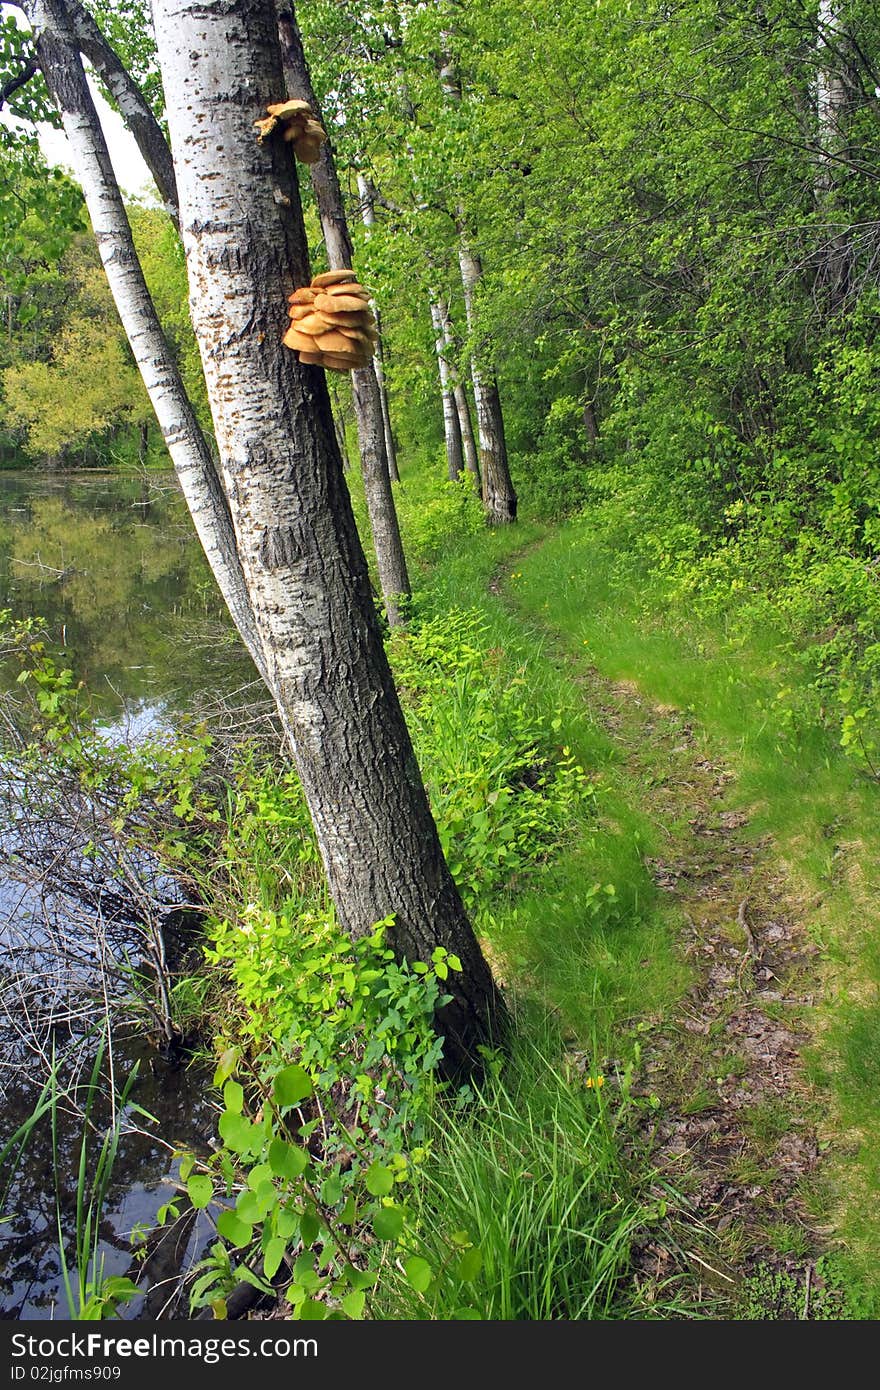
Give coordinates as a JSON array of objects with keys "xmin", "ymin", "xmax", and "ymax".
[
  {"xmin": 24, "ymin": 0, "xmax": 268, "ymax": 687},
  {"xmin": 150, "ymin": 0, "xmax": 502, "ymax": 1070},
  {"xmin": 430, "ymin": 298, "xmax": 464, "ymax": 481},
  {"xmin": 277, "ymin": 6, "xmax": 409, "ymax": 625},
  {"xmin": 438, "ymin": 296, "xmax": 480, "ymax": 483},
  {"xmin": 438, "ymin": 39, "xmax": 516, "ymax": 522},
  {"xmin": 458, "ymin": 236, "xmax": 518, "ymax": 524},
  {"xmin": 356, "ymin": 175, "xmax": 399, "ymax": 483}
]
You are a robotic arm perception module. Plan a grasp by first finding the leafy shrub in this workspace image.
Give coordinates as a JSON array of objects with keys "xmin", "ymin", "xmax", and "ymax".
[{"xmin": 390, "ymin": 607, "xmax": 596, "ymax": 920}]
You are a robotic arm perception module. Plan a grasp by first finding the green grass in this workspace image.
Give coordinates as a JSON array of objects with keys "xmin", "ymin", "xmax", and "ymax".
[
  {"xmin": 371, "ymin": 1014, "xmax": 685, "ymax": 1321},
  {"xmin": 492, "ymin": 515, "xmax": 880, "ymax": 1314}
]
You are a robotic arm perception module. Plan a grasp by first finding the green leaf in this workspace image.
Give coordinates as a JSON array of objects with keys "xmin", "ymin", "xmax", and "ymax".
[
  {"xmin": 341, "ymin": 1290, "xmax": 365, "ymax": 1319},
  {"xmin": 217, "ymin": 1110, "xmax": 257, "ymax": 1154},
  {"xmin": 263, "ymin": 1236, "xmax": 287, "ymax": 1281},
  {"xmin": 186, "ymin": 1174, "xmax": 213, "ymax": 1210},
  {"xmin": 236, "ymin": 1189, "xmax": 263, "ymax": 1224},
  {"xmin": 275, "ymin": 1207, "xmax": 299, "ymax": 1240},
  {"xmin": 404, "ymin": 1255, "xmax": 433, "ymax": 1293},
  {"xmin": 321, "ymin": 1173, "xmax": 343, "ymax": 1206},
  {"xmin": 372, "ymin": 1204, "xmax": 405, "ymax": 1241},
  {"xmin": 453, "ymin": 1246, "xmax": 483, "ymax": 1282},
  {"xmin": 343, "ymin": 1264, "xmax": 377, "ymax": 1292},
  {"xmin": 216, "ymin": 1210, "xmax": 253, "ymax": 1248},
  {"xmin": 364, "ymin": 1161, "xmax": 393, "ymax": 1197},
  {"xmin": 268, "ymin": 1137, "xmax": 308, "ymax": 1181},
  {"xmin": 273, "ymin": 1064, "xmax": 313, "ymax": 1109},
  {"xmin": 300, "ymin": 1210, "xmax": 320, "ymax": 1245},
  {"xmin": 223, "ymin": 1079, "xmax": 244, "ymax": 1114},
  {"xmin": 296, "ymin": 1299, "xmax": 327, "ymax": 1320}
]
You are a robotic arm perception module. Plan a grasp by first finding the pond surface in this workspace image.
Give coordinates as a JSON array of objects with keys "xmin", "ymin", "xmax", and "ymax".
[
  {"xmin": 0, "ymin": 469, "xmax": 255, "ymax": 719},
  {"xmin": 0, "ymin": 470, "xmax": 257, "ymax": 1320}
]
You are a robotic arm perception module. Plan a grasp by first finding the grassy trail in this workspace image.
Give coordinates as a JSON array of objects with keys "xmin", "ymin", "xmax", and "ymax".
[{"xmin": 469, "ymin": 519, "xmax": 879, "ymax": 1317}]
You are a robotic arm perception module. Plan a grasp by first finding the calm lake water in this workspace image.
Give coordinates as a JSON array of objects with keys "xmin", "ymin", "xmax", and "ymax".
[{"xmin": 0, "ymin": 470, "xmax": 256, "ymax": 1320}]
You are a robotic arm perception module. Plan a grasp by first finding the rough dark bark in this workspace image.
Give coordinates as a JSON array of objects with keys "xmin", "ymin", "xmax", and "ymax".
[
  {"xmin": 0, "ymin": 55, "xmax": 39, "ymax": 108},
  {"xmin": 150, "ymin": 0, "xmax": 502, "ymax": 1072},
  {"xmin": 371, "ymin": 310, "xmax": 399, "ymax": 483},
  {"xmin": 277, "ymin": 5, "xmax": 409, "ymax": 624},
  {"xmin": 583, "ymin": 398, "xmax": 600, "ymax": 444}
]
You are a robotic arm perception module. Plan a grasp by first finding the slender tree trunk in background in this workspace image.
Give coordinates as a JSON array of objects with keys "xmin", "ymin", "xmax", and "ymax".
[
  {"xmin": 277, "ymin": 6, "xmax": 409, "ymax": 625},
  {"xmin": 24, "ymin": 0, "xmax": 269, "ymax": 687},
  {"xmin": 457, "ymin": 236, "xmax": 517, "ymax": 524},
  {"xmin": 357, "ymin": 175, "xmax": 399, "ymax": 482},
  {"xmin": 430, "ymin": 298, "xmax": 464, "ymax": 481},
  {"xmin": 370, "ymin": 307, "xmax": 399, "ymax": 482},
  {"xmin": 583, "ymin": 398, "xmax": 600, "ymax": 444},
  {"xmin": 329, "ymin": 384, "xmax": 350, "ymax": 469},
  {"xmin": 150, "ymin": 0, "xmax": 502, "ymax": 1070},
  {"xmin": 439, "ymin": 39, "xmax": 516, "ymax": 522},
  {"xmin": 438, "ymin": 297, "xmax": 480, "ymax": 484}
]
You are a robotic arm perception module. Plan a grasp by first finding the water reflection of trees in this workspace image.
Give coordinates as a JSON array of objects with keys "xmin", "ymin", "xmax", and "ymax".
[{"xmin": 0, "ymin": 473, "xmax": 254, "ymax": 717}]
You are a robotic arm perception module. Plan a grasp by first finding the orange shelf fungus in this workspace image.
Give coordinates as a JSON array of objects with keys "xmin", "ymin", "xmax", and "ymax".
[
  {"xmin": 282, "ymin": 270, "xmax": 377, "ymax": 373},
  {"xmin": 254, "ymin": 99, "xmax": 327, "ymax": 165}
]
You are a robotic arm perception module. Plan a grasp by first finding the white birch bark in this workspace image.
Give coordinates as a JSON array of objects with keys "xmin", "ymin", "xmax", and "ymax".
[
  {"xmin": 458, "ymin": 236, "xmax": 517, "ymax": 523},
  {"xmin": 23, "ymin": 0, "xmax": 268, "ymax": 686},
  {"xmin": 438, "ymin": 295, "xmax": 480, "ymax": 482},
  {"xmin": 438, "ymin": 39, "xmax": 516, "ymax": 522},
  {"xmin": 356, "ymin": 174, "xmax": 399, "ymax": 482},
  {"xmin": 817, "ymin": 0, "xmax": 847, "ymax": 181},
  {"xmin": 430, "ymin": 297, "xmax": 463, "ymax": 481},
  {"xmin": 815, "ymin": 0, "xmax": 850, "ymax": 301}
]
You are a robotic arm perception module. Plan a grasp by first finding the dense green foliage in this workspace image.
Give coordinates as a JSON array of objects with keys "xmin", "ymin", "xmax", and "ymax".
[{"xmin": 292, "ymin": 0, "xmax": 880, "ymax": 768}]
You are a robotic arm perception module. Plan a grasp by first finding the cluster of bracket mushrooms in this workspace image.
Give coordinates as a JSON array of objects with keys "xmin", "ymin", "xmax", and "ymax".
[
  {"xmin": 282, "ymin": 271, "xmax": 378, "ymax": 372},
  {"xmin": 256, "ymin": 98, "xmax": 377, "ymax": 372},
  {"xmin": 254, "ymin": 98, "xmax": 327, "ymax": 163}
]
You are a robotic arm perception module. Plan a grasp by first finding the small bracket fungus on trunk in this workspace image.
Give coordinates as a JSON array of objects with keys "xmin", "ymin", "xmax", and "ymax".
[
  {"xmin": 282, "ymin": 270, "xmax": 378, "ymax": 372},
  {"xmin": 253, "ymin": 98, "xmax": 327, "ymax": 164}
]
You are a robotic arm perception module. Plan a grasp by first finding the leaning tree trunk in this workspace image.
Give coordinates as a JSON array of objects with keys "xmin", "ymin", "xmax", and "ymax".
[
  {"xmin": 356, "ymin": 174, "xmax": 399, "ymax": 482},
  {"xmin": 147, "ymin": 0, "xmax": 502, "ymax": 1070},
  {"xmin": 63, "ymin": 0, "xmax": 179, "ymax": 228},
  {"xmin": 430, "ymin": 298, "xmax": 464, "ymax": 481},
  {"xmin": 24, "ymin": 0, "xmax": 268, "ymax": 688},
  {"xmin": 277, "ymin": 6, "xmax": 409, "ymax": 625},
  {"xmin": 438, "ymin": 296, "xmax": 480, "ymax": 484},
  {"xmin": 457, "ymin": 237, "xmax": 517, "ymax": 524}
]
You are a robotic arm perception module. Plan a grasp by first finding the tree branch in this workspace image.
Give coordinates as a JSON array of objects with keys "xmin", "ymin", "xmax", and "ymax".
[{"xmin": 0, "ymin": 54, "xmax": 38, "ymax": 109}]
